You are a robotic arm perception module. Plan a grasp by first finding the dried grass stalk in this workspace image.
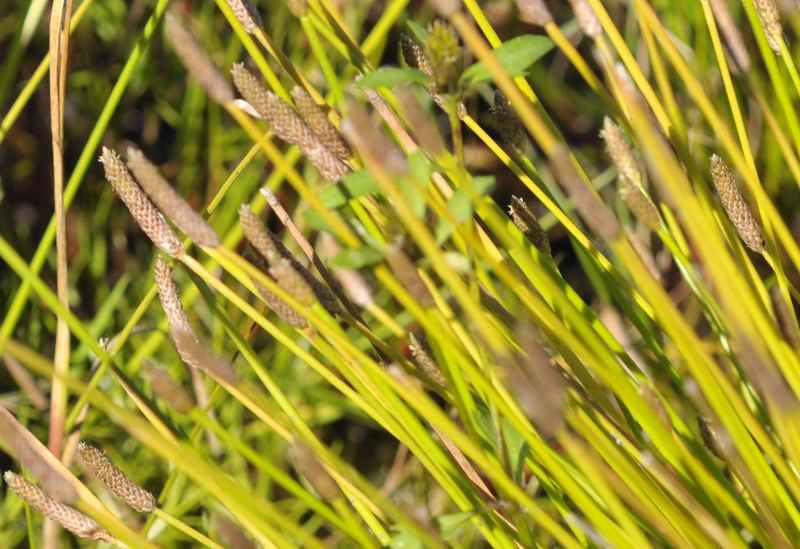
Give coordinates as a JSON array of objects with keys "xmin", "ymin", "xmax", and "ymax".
[
  {"xmin": 509, "ymin": 196, "xmax": 550, "ymax": 256},
  {"xmin": 291, "ymin": 87, "xmax": 351, "ymax": 159},
  {"xmin": 126, "ymin": 147, "xmax": 220, "ymax": 247},
  {"xmin": 291, "ymin": 443, "xmax": 340, "ymax": 502},
  {"xmin": 230, "ymin": 64, "xmax": 349, "ymax": 182},
  {"xmin": 408, "ymin": 333, "xmax": 447, "ymax": 387},
  {"xmin": 166, "ymin": 14, "xmax": 234, "ymax": 105},
  {"xmin": 493, "ymin": 91, "xmax": 526, "ymax": 156},
  {"xmin": 100, "ymin": 148, "xmax": 184, "ymax": 258},
  {"xmin": 385, "ymin": 243, "xmax": 436, "ymax": 308},
  {"xmin": 514, "ymin": 0, "xmax": 553, "ymax": 26},
  {"xmin": 77, "ymin": 443, "xmax": 156, "ymax": 514},
  {"xmin": 226, "ymin": 0, "xmax": 262, "ymax": 33},
  {"xmin": 4, "ymin": 472, "xmax": 112, "ymax": 541},
  {"xmin": 567, "ymin": 0, "xmax": 602, "ymax": 38},
  {"xmin": 709, "ymin": 154, "xmax": 765, "ymax": 253}
]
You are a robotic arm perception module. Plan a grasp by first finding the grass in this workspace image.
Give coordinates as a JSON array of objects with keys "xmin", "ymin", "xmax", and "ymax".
[{"xmin": 3, "ymin": 0, "xmax": 800, "ymax": 547}]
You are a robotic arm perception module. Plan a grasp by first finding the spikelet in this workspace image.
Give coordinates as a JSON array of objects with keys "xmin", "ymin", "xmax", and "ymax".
[
  {"xmin": 755, "ymin": 0, "xmax": 783, "ymax": 55},
  {"xmin": 4, "ymin": 472, "xmax": 112, "ymax": 542},
  {"xmin": 126, "ymin": 147, "xmax": 220, "ymax": 247},
  {"xmin": 172, "ymin": 327, "xmax": 238, "ymax": 385},
  {"xmin": 509, "ymin": 196, "xmax": 550, "ymax": 256},
  {"xmin": 341, "ymin": 98, "xmax": 409, "ymax": 174},
  {"xmin": 291, "ymin": 87, "xmax": 351, "ymax": 159},
  {"xmin": 154, "ymin": 256, "xmax": 195, "ymax": 339},
  {"xmin": 408, "ymin": 333, "xmax": 447, "ymax": 387},
  {"xmin": 226, "ymin": 0, "xmax": 262, "ymax": 33},
  {"xmin": 246, "ymin": 249, "xmax": 308, "ymax": 328},
  {"xmin": 618, "ymin": 178, "xmax": 661, "ymax": 232},
  {"xmin": 493, "ymin": 91, "xmax": 526, "ymax": 156},
  {"xmin": 77, "ymin": 443, "xmax": 156, "ymax": 514},
  {"xmin": 291, "ymin": 443, "xmax": 340, "ymax": 502},
  {"xmin": 142, "ymin": 360, "xmax": 197, "ymax": 414},
  {"xmin": 100, "ymin": 148, "xmax": 184, "ymax": 257},
  {"xmin": 600, "ymin": 117, "xmax": 641, "ymax": 186},
  {"xmin": 697, "ymin": 415, "xmax": 726, "ymax": 460},
  {"xmin": 550, "ymin": 145, "xmax": 621, "ymax": 241},
  {"xmin": 166, "ymin": 14, "xmax": 234, "ymax": 106},
  {"xmin": 709, "ymin": 0, "xmax": 751, "ymax": 72},
  {"xmin": 399, "ymin": 34, "xmax": 466, "ymax": 118},
  {"xmin": 425, "ymin": 20, "xmax": 463, "ymax": 97},
  {"xmin": 514, "ymin": 0, "xmax": 553, "ymax": 26},
  {"xmin": 239, "ymin": 205, "xmax": 340, "ymax": 313},
  {"xmin": 385, "ymin": 243, "xmax": 436, "ymax": 308},
  {"xmin": 216, "ymin": 517, "xmax": 257, "ymax": 549},
  {"xmin": 285, "ymin": 0, "xmax": 307, "ymax": 18},
  {"xmin": 567, "ymin": 0, "xmax": 602, "ymax": 38},
  {"xmin": 709, "ymin": 154, "xmax": 765, "ymax": 253},
  {"xmin": 428, "ymin": 0, "xmax": 460, "ymax": 17},
  {"xmin": 230, "ymin": 64, "xmax": 349, "ymax": 182}
]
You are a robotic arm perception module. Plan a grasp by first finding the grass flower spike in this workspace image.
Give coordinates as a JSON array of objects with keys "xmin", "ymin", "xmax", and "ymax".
[
  {"xmin": 493, "ymin": 91, "xmax": 526, "ymax": 156},
  {"xmin": 710, "ymin": 154, "xmax": 765, "ymax": 253},
  {"xmin": 226, "ymin": 0, "xmax": 262, "ymax": 34},
  {"xmin": 514, "ymin": 0, "xmax": 553, "ymax": 26},
  {"xmin": 78, "ymin": 443, "xmax": 156, "ymax": 514},
  {"xmin": 755, "ymin": 0, "xmax": 783, "ymax": 55},
  {"xmin": 509, "ymin": 196, "xmax": 551, "ymax": 256},
  {"xmin": 291, "ymin": 87, "xmax": 351, "ymax": 159}
]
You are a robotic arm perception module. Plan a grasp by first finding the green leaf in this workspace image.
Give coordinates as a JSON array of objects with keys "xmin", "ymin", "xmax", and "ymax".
[
  {"xmin": 329, "ymin": 247, "xmax": 384, "ymax": 269},
  {"xmin": 406, "ymin": 20, "xmax": 428, "ymax": 44},
  {"xmin": 461, "ymin": 35, "xmax": 553, "ymax": 87},
  {"xmin": 355, "ymin": 68, "xmax": 431, "ymax": 89},
  {"xmin": 319, "ymin": 171, "xmax": 382, "ymax": 208},
  {"xmin": 435, "ymin": 510, "xmax": 482, "ymax": 537},
  {"xmin": 301, "ymin": 210, "xmax": 338, "ymax": 234},
  {"xmin": 472, "ymin": 406, "xmax": 530, "ymax": 482},
  {"xmin": 435, "ymin": 176, "xmax": 495, "ymax": 244},
  {"xmin": 389, "ymin": 525, "xmax": 424, "ymax": 549}
]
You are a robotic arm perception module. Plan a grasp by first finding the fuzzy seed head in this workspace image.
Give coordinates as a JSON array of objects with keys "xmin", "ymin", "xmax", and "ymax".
[
  {"xmin": 4, "ymin": 472, "xmax": 110, "ymax": 541},
  {"xmin": 493, "ymin": 91, "xmax": 526, "ymax": 156},
  {"xmin": 127, "ymin": 148, "xmax": 220, "ymax": 247},
  {"xmin": 509, "ymin": 196, "xmax": 550, "ymax": 256},
  {"xmin": 710, "ymin": 154, "xmax": 765, "ymax": 253},
  {"xmin": 515, "ymin": 0, "xmax": 553, "ymax": 26},
  {"xmin": 697, "ymin": 415, "xmax": 726, "ymax": 460},
  {"xmin": 709, "ymin": 0, "xmax": 751, "ymax": 71},
  {"xmin": 77, "ymin": 443, "xmax": 156, "ymax": 514},
  {"xmin": 154, "ymin": 256, "xmax": 196, "ymax": 339},
  {"xmin": 385, "ymin": 243, "xmax": 436, "ymax": 308},
  {"xmin": 755, "ymin": 0, "xmax": 783, "ymax": 55},
  {"xmin": 618, "ymin": 178, "xmax": 661, "ymax": 232},
  {"xmin": 269, "ymin": 257, "xmax": 317, "ymax": 307},
  {"xmin": 239, "ymin": 204, "xmax": 284, "ymax": 264},
  {"xmin": 227, "ymin": 0, "xmax": 262, "ymax": 33},
  {"xmin": 425, "ymin": 20, "xmax": 463, "ymax": 97},
  {"xmin": 246, "ymin": 249, "xmax": 308, "ymax": 328},
  {"xmin": 142, "ymin": 361, "xmax": 197, "ymax": 414},
  {"xmin": 291, "ymin": 443, "xmax": 339, "ymax": 502},
  {"xmin": 285, "ymin": 0, "xmax": 308, "ymax": 17},
  {"xmin": 292, "ymin": 87, "xmax": 351, "ymax": 159},
  {"xmin": 173, "ymin": 327, "xmax": 238, "ymax": 385},
  {"xmin": 567, "ymin": 0, "xmax": 602, "ymax": 38},
  {"xmin": 166, "ymin": 14, "xmax": 234, "ymax": 105},
  {"xmin": 400, "ymin": 34, "xmax": 466, "ymax": 117},
  {"xmin": 100, "ymin": 148, "xmax": 184, "ymax": 257},
  {"xmin": 600, "ymin": 117, "xmax": 641, "ymax": 186},
  {"xmin": 408, "ymin": 333, "xmax": 447, "ymax": 387}
]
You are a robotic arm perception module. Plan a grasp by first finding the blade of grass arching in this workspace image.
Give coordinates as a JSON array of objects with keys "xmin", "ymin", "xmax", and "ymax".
[
  {"xmin": 0, "ymin": 0, "xmax": 95, "ymax": 147},
  {"xmin": 0, "ymin": 0, "xmax": 49, "ymax": 113},
  {"xmin": 47, "ymin": 0, "xmax": 73, "ymax": 474},
  {"xmin": 0, "ymin": 0, "xmax": 171, "ymax": 362}
]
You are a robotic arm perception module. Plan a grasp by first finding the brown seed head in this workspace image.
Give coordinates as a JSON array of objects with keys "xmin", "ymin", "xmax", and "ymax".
[
  {"xmin": 226, "ymin": 0, "xmax": 262, "ymax": 33},
  {"xmin": 385, "ymin": 243, "xmax": 436, "ymax": 308},
  {"xmin": 142, "ymin": 360, "xmax": 197, "ymax": 414},
  {"xmin": 493, "ymin": 91, "xmax": 526, "ymax": 156},
  {"xmin": 173, "ymin": 327, "xmax": 238, "ymax": 385},
  {"xmin": 709, "ymin": 0, "xmax": 751, "ymax": 72},
  {"xmin": 154, "ymin": 256, "xmax": 195, "ymax": 339},
  {"xmin": 755, "ymin": 0, "xmax": 783, "ymax": 55},
  {"xmin": 697, "ymin": 415, "xmax": 726, "ymax": 460},
  {"xmin": 100, "ymin": 148, "xmax": 184, "ymax": 257},
  {"xmin": 515, "ymin": 0, "xmax": 553, "ymax": 26},
  {"xmin": 291, "ymin": 87, "xmax": 351, "ymax": 159},
  {"xmin": 567, "ymin": 0, "xmax": 602, "ymax": 38},
  {"xmin": 600, "ymin": 117, "xmax": 641, "ymax": 186},
  {"xmin": 509, "ymin": 196, "xmax": 550, "ymax": 256},
  {"xmin": 285, "ymin": 0, "xmax": 308, "ymax": 17},
  {"xmin": 618, "ymin": 178, "xmax": 661, "ymax": 232},
  {"xmin": 710, "ymin": 154, "xmax": 765, "ymax": 253},
  {"xmin": 127, "ymin": 147, "xmax": 220, "ymax": 247},
  {"xmin": 246, "ymin": 249, "xmax": 308, "ymax": 328},
  {"xmin": 77, "ymin": 443, "xmax": 156, "ymax": 514},
  {"xmin": 269, "ymin": 257, "xmax": 318, "ymax": 307},
  {"xmin": 291, "ymin": 443, "xmax": 340, "ymax": 502},
  {"xmin": 408, "ymin": 332, "xmax": 447, "ymax": 387},
  {"xmin": 166, "ymin": 13, "xmax": 234, "ymax": 105},
  {"xmin": 399, "ymin": 34, "xmax": 465, "ymax": 118},
  {"xmin": 4, "ymin": 472, "xmax": 111, "ymax": 541}
]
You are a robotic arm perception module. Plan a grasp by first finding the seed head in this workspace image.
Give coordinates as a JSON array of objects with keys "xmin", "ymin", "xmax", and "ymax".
[
  {"xmin": 291, "ymin": 87, "xmax": 351, "ymax": 159},
  {"xmin": 166, "ymin": 13, "xmax": 234, "ymax": 105},
  {"xmin": 246, "ymin": 249, "xmax": 308, "ymax": 328},
  {"xmin": 285, "ymin": 0, "xmax": 307, "ymax": 17},
  {"xmin": 154, "ymin": 256, "xmax": 195, "ymax": 339},
  {"xmin": 77, "ymin": 443, "xmax": 156, "ymax": 514},
  {"xmin": 509, "ymin": 196, "xmax": 550, "ymax": 256},
  {"xmin": 127, "ymin": 147, "xmax": 220, "ymax": 247},
  {"xmin": 618, "ymin": 179, "xmax": 661, "ymax": 232},
  {"xmin": 755, "ymin": 0, "xmax": 783, "ymax": 55},
  {"xmin": 709, "ymin": 0, "xmax": 750, "ymax": 72},
  {"xmin": 408, "ymin": 333, "xmax": 447, "ymax": 387},
  {"xmin": 425, "ymin": 20, "xmax": 463, "ymax": 97},
  {"xmin": 697, "ymin": 415, "xmax": 726, "ymax": 460},
  {"xmin": 567, "ymin": 0, "xmax": 602, "ymax": 38},
  {"xmin": 709, "ymin": 154, "xmax": 765, "ymax": 253},
  {"xmin": 515, "ymin": 0, "xmax": 553, "ymax": 26},
  {"xmin": 4, "ymin": 472, "xmax": 112, "ymax": 541},
  {"xmin": 142, "ymin": 360, "xmax": 197, "ymax": 414},
  {"xmin": 600, "ymin": 117, "xmax": 641, "ymax": 187},
  {"xmin": 100, "ymin": 148, "xmax": 184, "ymax": 257},
  {"xmin": 226, "ymin": 0, "xmax": 262, "ymax": 33},
  {"xmin": 269, "ymin": 257, "xmax": 317, "ymax": 307},
  {"xmin": 173, "ymin": 327, "xmax": 238, "ymax": 385},
  {"xmin": 385, "ymin": 243, "xmax": 435, "ymax": 308},
  {"xmin": 291, "ymin": 443, "xmax": 340, "ymax": 502},
  {"xmin": 399, "ymin": 34, "xmax": 466, "ymax": 118},
  {"xmin": 493, "ymin": 91, "xmax": 526, "ymax": 157}
]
